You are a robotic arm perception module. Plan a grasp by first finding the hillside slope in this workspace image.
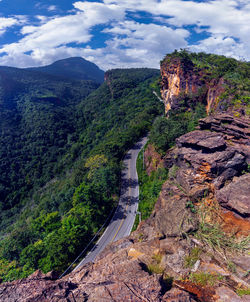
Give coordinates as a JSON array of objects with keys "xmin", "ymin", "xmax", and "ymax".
[
  {"xmin": 0, "ymin": 66, "xmax": 162, "ymax": 281},
  {"xmin": 28, "ymin": 57, "xmax": 104, "ymax": 83},
  {"xmin": 0, "ymin": 64, "xmax": 99, "ymax": 218},
  {"xmin": 1, "ymin": 51, "xmax": 249, "ymax": 301}
]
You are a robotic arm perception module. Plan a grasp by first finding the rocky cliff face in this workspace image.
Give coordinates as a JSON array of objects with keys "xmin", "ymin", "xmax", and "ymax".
[
  {"xmin": 1, "ymin": 112, "xmax": 249, "ymax": 302},
  {"xmin": 160, "ymin": 56, "xmax": 227, "ymax": 115},
  {"xmin": 0, "ymin": 56, "xmax": 249, "ymax": 301}
]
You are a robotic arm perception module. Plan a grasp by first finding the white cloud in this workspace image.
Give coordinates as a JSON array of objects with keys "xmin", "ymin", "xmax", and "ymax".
[
  {"xmin": 0, "ymin": 2, "xmax": 124, "ymax": 63},
  {"xmin": 101, "ymin": 21, "xmax": 188, "ymax": 68},
  {"xmin": 0, "ymin": 0, "xmax": 249, "ymax": 69},
  {"xmin": 103, "ymin": 0, "xmax": 250, "ymax": 60},
  {"xmin": 0, "ymin": 17, "xmax": 20, "ymax": 36},
  {"xmin": 191, "ymin": 36, "xmax": 248, "ymax": 61},
  {"xmin": 48, "ymin": 5, "xmax": 57, "ymax": 12}
]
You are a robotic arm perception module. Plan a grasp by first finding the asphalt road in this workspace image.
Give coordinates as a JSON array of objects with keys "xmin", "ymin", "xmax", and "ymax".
[{"xmin": 74, "ymin": 136, "xmax": 148, "ymax": 270}]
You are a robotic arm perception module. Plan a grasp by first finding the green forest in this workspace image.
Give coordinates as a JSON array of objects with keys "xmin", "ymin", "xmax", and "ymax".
[
  {"xmin": 0, "ymin": 51, "xmax": 249, "ymax": 282},
  {"xmin": 0, "ymin": 62, "xmax": 162, "ymax": 281},
  {"xmin": 162, "ymin": 49, "xmax": 250, "ymax": 114}
]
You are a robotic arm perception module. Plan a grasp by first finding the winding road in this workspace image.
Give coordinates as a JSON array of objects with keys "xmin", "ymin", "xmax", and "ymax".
[{"xmin": 74, "ymin": 136, "xmax": 148, "ymax": 270}]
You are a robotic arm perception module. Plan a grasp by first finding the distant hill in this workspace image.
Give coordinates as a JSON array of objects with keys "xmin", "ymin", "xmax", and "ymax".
[
  {"xmin": 0, "ymin": 62, "xmax": 101, "ymax": 218},
  {"xmin": 0, "ymin": 66, "xmax": 161, "ymax": 280},
  {"xmin": 27, "ymin": 57, "xmax": 105, "ymax": 83}
]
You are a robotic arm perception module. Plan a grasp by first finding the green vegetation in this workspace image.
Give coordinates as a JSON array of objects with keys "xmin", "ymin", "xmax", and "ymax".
[
  {"xmin": 196, "ymin": 200, "xmax": 250, "ymax": 256},
  {"xmin": 147, "ymin": 263, "xmax": 164, "ymax": 275},
  {"xmin": 149, "ymin": 103, "xmax": 206, "ymax": 154},
  {"xmin": 162, "ymin": 49, "xmax": 250, "ymax": 114},
  {"xmin": 184, "ymin": 247, "xmax": 202, "ymax": 268},
  {"xmin": 0, "ymin": 66, "xmax": 162, "ymax": 281},
  {"xmin": 236, "ymin": 288, "xmax": 250, "ymax": 297},
  {"xmin": 147, "ymin": 254, "xmax": 164, "ymax": 275},
  {"xmin": 133, "ymin": 147, "xmax": 168, "ymax": 229},
  {"xmin": 185, "ymin": 200, "xmax": 197, "ymax": 214},
  {"xmin": 189, "ymin": 272, "xmax": 224, "ymax": 286}
]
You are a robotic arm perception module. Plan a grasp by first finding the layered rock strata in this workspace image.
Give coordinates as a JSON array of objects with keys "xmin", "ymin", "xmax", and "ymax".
[
  {"xmin": 1, "ymin": 113, "xmax": 249, "ymax": 302},
  {"xmin": 160, "ymin": 57, "xmax": 227, "ymax": 115}
]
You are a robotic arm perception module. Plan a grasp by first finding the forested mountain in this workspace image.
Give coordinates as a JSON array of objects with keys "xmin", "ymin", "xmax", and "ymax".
[
  {"xmin": 0, "ymin": 51, "xmax": 249, "ymax": 301},
  {"xmin": 27, "ymin": 57, "xmax": 104, "ymax": 83},
  {"xmin": 0, "ymin": 62, "xmax": 161, "ymax": 281},
  {"xmin": 0, "ymin": 63, "xmax": 101, "ymax": 221}
]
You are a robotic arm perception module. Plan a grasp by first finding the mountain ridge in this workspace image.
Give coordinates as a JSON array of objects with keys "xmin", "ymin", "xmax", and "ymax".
[
  {"xmin": 0, "ymin": 51, "xmax": 249, "ymax": 301},
  {"xmin": 27, "ymin": 57, "xmax": 105, "ymax": 83}
]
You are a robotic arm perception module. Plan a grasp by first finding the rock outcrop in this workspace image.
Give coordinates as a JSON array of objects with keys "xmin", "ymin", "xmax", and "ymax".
[
  {"xmin": 161, "ymin": 56, "xmax": 208, "ymax": 115},
  {"xmin": 1, "ymin": 50, "xmax": 249, "ymax": 301},
  {"xmin": 160, "ymin": 56, "xmax": 228, "ymax": 115},
  {"xmin": 1, "ymin": 112, "xmax": 249, "ymax": 302},
  {"xmin": 144, "ymin": 144, "xmax": 165, "ymax": 175}
]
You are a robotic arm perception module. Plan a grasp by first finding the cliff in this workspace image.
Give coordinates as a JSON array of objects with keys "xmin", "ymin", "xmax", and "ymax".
[
  {"xmin": 0, "ymin": 53, "xmax": 249, "ymax": 301},
  {"xmin": 160, "ymin": 51, "xmax": 249, "ymax": 116}
]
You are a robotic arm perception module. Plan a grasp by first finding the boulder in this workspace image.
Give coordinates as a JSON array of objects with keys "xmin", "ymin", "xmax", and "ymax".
[
  {"xmin": 216, "ymin": 174, "xmax": 250, "ymax": 217},
  {"xmin": 176, "ymin": 130, "xmax": 226, "ymax": 152}
]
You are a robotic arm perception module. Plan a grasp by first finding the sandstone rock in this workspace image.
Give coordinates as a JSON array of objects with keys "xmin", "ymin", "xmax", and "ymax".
[
  {"xmin": 216, "ymin": 286, "xmax": 250, "ymax": 302},
  {"xmin": 220, "ymin": 210, "xmax": 250, "ymax": 237},
  {"xmin": 189, "ymin": 185, "xmax": 210, "ymax": 202},
  {"xmin": 177, "ymin": 135, "xmax": 246, "ymax": 187},
  {"xmin": 199, "ymin": 114, "xmax": 250, "ymax": 142},
  {"xmin": 176, "ymin": 130, "xmax": 226, "ymax": 152},
  {"xmin": 162, "ymin": 287, "xmax": 196, "ymax": 302},
  {"xmin": 199, "ymin": 262, "xmax": 230, "ymax": 277},
  {"xmin": 160, "ymin": 55, "xmax": 238, "ymax": 116},
  {"xmin": 96, "ymin": 237, "xmax": 133, "ymax": 261},
  {"xmin": 232, "ymin": 255, "xmax": 250, "ymax": 272},
  {"xmin": 174, "ymin": 280, "xmax": 216, "ymax": 302},
  {"xmin": 127, "ymin": 248, "xmax": 144, "ymax": 260},
  {"xmin": 0, "ymin": 271, "xmax": 76, "ymax": 302},
  {"xmin": 216, "ymin": 174, "xmax": 250, "ymax": 217},
  {"xmin": 154, "ymin": 181, "xmax": 199, "ymax": 237},
  {"xmin": 144, "ymin": 144, "xmax": 164, "ymax": 175},
  {"xmin": 161, "ymin": 249, "xmax": 187, "ymax": 275}
]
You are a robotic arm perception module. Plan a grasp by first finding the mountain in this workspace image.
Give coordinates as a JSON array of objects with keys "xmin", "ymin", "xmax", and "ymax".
[
  {"xmin": 0, "ymin": 51, "xmax": 249, "ymax": 301},
  {"xmin": 0, "ymin": 63, "xmax": 100, "ymax": 217},
  {"xmin": 0, "ymin": 65, "xmax": 161, "ymax": 280},
  {"xmin": 27, "ymin": 57, "xmax": 105, "ymax": 83}
]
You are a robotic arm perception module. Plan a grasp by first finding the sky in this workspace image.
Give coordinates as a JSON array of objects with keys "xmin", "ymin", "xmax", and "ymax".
[{"xmin": 0, "ymin": 0, "xmax": 249, "ymax": 70}]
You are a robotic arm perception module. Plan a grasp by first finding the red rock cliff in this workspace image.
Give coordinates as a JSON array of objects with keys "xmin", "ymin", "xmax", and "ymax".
[{"xmin": 160, "ymin": 56, "xmax": 226, "ymax": 115}]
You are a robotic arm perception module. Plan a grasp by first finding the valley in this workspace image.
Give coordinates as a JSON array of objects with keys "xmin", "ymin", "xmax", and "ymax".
[{"xmin": 0, "ymin": 50, "xmax": 249, "ymax": 302}]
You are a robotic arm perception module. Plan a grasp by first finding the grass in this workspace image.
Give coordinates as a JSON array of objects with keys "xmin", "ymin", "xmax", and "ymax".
[
  {"xmin": 132, "ymin": 147, "xmax": 168, "ymax": 230},
  {"xmin": 227, "ymin": 261, "xmax": 237, "ymax": 273},
  {"xmin": 236, "ymin": 288, "xmax": 250, "ymax": 297},
  {"xmin": 147, "ymin": 263, "xmax": 165, "ymax": 275},
  {"xmin": 152, "ymin": 253, "xmax": 162, "ymax": 263},
  {"xmin": 196, "ymin": 221, "xmax": 250, "ymax": 256},
  {"xmin": 195, "ymin": 199, "xmax": 250, "ymax": 257},
  {"xmin": 189, "ymin": 272, "xmax": 224, "ymax": 286},
  {"xmin": 168, "ymin": 164, "xmax": 179, "ymax": 179},
  {"xmin": 147, "ymin": 254, "xmax": 164, "ymax": 275},
  {"xmin": 184, "ymin": 247, "xmax": 202, "ymax": 268}
]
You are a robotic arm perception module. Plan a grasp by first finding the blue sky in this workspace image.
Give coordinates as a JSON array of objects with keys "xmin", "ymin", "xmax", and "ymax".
[{"xmin": 0, "ymin": 0, "xmax": 249, "ymax": 70}]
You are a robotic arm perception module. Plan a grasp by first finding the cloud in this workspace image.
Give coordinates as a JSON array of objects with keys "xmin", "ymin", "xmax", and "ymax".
[
  {"xmin": 0, "ymin": 17, "xmax": 21, "ymax": 36},
  {"xmin": 0, "ymin": 0, "xmax": 249, "ymax": 69},
  {"xmin": 101, "ymin": 21, "xmax": 188, "ymax": 68},
  {"xmin": 0, "ymin": 2, "xmax": 125, "ymax": 65},
  {"xmin": 190, "ymin": 36, "xmax": 248, "ymax": 61},
  {"xmin": 103, "ymin": 0, "xmax": 250, "ymax": 59},
  {"xmin": 48, "ymin": 5, "xmax": 57, "ymax": 12}
]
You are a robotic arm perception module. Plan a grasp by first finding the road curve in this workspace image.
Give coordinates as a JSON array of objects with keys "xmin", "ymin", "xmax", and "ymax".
[{"xmin": 74, "ymin": 136, "xmax": 148, "ymax": 270}]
